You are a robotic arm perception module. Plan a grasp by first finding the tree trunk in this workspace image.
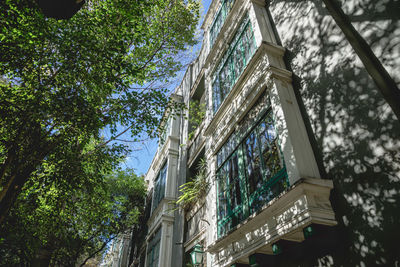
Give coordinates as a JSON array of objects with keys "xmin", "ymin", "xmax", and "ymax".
[
  {"xmin": 0, "ymin": 166, "xmax": 35, "ymax": 224},
  {"xmin": 321, "ymin": 0, "xmax": 400, "ymax": 121},
  {"xmin": 0, "ymin": 136, "xmax": 54, "ymax": 223},
  {"xmin": 32, "ymin": 247, "xmax": 53, "ymax": 267}
]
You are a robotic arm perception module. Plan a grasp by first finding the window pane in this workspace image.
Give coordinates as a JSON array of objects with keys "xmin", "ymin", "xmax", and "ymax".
[
  {"xmin": 217, "ymin": 147, "xmax": 223, "ymax": 168},
  {"xmin": 258, "ymin": 114, "xmax": 281, "ymax": 180},
  {"xmin": 212, "ymin": 78, "xmax": 220, "ymax": 113},
  {"xmin": 228, "ymin": 154, "xmax": 241, "ymax": 208},
  {"xmin": 243, "ymin": 24, "xmax": 255, "ymax": 63},
  {"xmin": 244, "ymin": 132, "xmax": 262, "ymax": 195},
  {"xmin": 232, "ymin": 39, "xmax": 244, "ymax": 81},
  {"xmin": 147, "ymin": 228, "xmax": 161, "ymax": 267},
  {"xmin": 159, "ymin": 163, "xmax": 167, "ymax": 200},
  {"xmin": 217, "ymin": 151, "xmax": 244, "ymax": 234},
  {"xmin": 217, "ymin": 167, "xmax": 228, "ymax": 220},
  {"xmin": 219, "ymin": 62, "xmax": 229, "ymax": 98},
  {"xmin": 152, "ymin": 163, "xmax": 167, "ymax": 212},
  {"xmin": 153, "ymin": 242, "xmax": 159, "ymax": 266},
  {"xmin": 211, "ymin": 13, "xmax": 255, "ymax": 114}
]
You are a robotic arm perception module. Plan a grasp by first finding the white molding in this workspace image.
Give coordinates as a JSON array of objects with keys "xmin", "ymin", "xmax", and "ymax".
[
  {"xmin": 157, "ymin": 220, "xmax": 174, "ymax": 267},
  {"xmin": 207, "ymin": 178, "xmax": 337, "ymax": 266},
  {"xmin": 147, "ymin": 197, "xmax": 176, "ymax": 236},
  {"xmin": 152, "ymin": 135, "xmax": 179, "ymax": 173},
  {"xmin": 184, "ymin": 229, "xmax": 207, "ymax": 252}
]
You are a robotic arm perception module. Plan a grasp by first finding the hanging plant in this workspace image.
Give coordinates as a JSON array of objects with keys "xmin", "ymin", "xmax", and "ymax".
[
  {"xmin": 188, "ymin": 100, "xmax": 206, "ymax": 141},
  {"xmin": 175, "ymin": 158, "xmax": 209, "ymax": 210}
]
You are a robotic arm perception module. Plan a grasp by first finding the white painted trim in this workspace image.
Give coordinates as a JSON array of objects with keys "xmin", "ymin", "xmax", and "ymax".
[{"xmin": 207, "ymin": 178, "xmax": 336, "ymax": 266}]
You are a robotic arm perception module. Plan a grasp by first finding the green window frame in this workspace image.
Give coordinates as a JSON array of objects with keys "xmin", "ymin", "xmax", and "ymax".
[
  {"xmin": 216, "ymin": 108, "xmax": 289, "ymax": 237},
  {"xmin": 217, "ymin": 150, "xmax": 248, "ymax": 237},
  {"xmin": 146, "ymin": 228, "xmax": 161, "ymax": 267},
  {"xmin": 244, "ymin": 111, "xmax": 288, "ymax": 214},
  {"xmin": 159, "ymin": 116, "xmax": 172, "ymax": 147},
  {"xmin": 151, "ymin": 162, "xmax": 168, "ymax": 213},
  {"xmin": 212, "ymin": 14, "xmax": 257, "ymax": 114},
  {"xmin": 209, "ymin": 0, "xmax": 236, "ymax": 48}
]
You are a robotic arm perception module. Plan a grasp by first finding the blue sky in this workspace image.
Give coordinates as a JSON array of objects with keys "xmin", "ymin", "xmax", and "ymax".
[{"xmin": 122, "ymin": 0, "xmax": 212, "ymax": 175}]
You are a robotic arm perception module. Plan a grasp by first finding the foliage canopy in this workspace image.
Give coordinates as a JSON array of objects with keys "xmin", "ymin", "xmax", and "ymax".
[
  {"xmin": 0, "ymin": 0, "xmax": 199, "ymax": 220},
  {"xmin": 0, "ymin": 0, "xmax": 200, "ymax": 264},
  {"xmin": 0, "ymin": 166, "xmax": 146, "ymax": 266},
  {"xmin": 188, "ymin": 99, "xmax": 206, "ymax": 141}
]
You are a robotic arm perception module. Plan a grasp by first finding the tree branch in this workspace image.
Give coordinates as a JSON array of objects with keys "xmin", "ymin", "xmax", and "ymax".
[{"xmin": 79, "ymin": 236, "xmax": 116, "ymax": 267}]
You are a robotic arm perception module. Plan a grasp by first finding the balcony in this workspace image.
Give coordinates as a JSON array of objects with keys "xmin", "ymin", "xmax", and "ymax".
[
  {"xmin": 207, "ymin": 178, "xmax": 337, "ymax": 266},
  {"xmin": 187, "ymin": 80, "xmax": 206, "ymax": 166},
  {"xmin": 184, "ymin": 203, "xmax": 207, "ymax": 248},
  {"xmin": 187, "ymin": 120, "xmax": 205, "ymax": 167}
]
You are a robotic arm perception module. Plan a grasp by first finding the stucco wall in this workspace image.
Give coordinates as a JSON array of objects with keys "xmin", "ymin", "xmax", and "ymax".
[{"xmin": 268, "ymin": 0, "xmax": 400, "ymax": 265}]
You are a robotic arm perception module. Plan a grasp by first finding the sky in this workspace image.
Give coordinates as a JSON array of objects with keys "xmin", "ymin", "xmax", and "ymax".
[{"xmin": 122, "ymin": 0, "xmax": 213, "ymax": 176}]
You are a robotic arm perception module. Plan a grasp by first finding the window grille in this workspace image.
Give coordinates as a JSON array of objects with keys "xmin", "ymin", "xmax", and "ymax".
[
  {"xmin": 212, "ymin": 14, "xmax": 257, "ymax": 114},
  {"xmin": 146, "ymin": 228, "xmax": 161, "ymax": 267},
  {"xmin": 209, "ymin": 0, "xmax": 236, "ymax": 48},
  {"xmin": 159, "ymin": 116, "xmax": 172, "ymax": 147},
  {"xmin": 151, "ymin": 162, "xmax": 168, "ymax": 213},
  {"xmin": 216, "ymin": 104, "xmax": 289, "ymax": 237}
]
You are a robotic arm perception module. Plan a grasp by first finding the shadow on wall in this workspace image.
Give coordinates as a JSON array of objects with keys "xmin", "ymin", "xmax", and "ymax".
[{"xmin": 269, "ymin": 0, "xmax": 400, "ymax": 266}]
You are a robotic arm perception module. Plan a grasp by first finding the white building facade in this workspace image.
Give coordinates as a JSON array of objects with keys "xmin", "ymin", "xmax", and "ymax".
[
  {"xmin": 132, "ymin": 0, "xmax": 338, "ymax": 266},
  {"xmin": 133, "ymin": 0, "xmax": 400, "ymax": 266},
  {"xmin": 138, "ymin": 0, "xmax": 338, "ymax": 266}
]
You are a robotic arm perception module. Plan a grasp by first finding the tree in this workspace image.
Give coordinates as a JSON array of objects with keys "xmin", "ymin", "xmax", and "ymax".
[
  {"xmin": 0, "ymin": 0, "xmax": 200, "ymax": 222},
  {"xmin": 0, "ymin": 156, "xmax": 147, "ymax": 266}
]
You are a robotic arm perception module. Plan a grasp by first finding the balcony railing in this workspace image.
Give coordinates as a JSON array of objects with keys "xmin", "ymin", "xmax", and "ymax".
[
  {"xmin": 187, "ymin": 121, "xmax": 205, "ymax": 163},
  {"xmin": 185, "ymin": 204, "xmax": 206, "ymax": 243}
]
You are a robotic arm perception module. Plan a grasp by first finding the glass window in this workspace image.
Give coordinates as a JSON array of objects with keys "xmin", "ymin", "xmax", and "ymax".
[
  {"xmin": 232, "ymin": 38, "xmax": 245, "ymax": 81},
  {"xmin": 217, "ymin": 151, "xmax": 244, "ymax": 237},
  {"xmin": 216, "ymin": 108, "xmax": 289, "ymax": 237},
  {"xmin": 243, "ymin": 23, "xmax": 256, "ymax": 64},
  {"xmin": 244, "ymin": 132, "xmax": 263, "ymax": 195},
  {"xmin": 217, "ymin": 150, "xmax": 248, "ymax": 236},
  {"xmin": 152, "ymin": 162, "xmax": 168, "ymax": 213},
  {"xmin": 146, "ymin": 228, "xmax": 161, "ymax": 267},
  {"xmin": 159, "ymin": 116, "xmax": 172, "ymax": 147},
  {"xmin": 212, "ymin": 77, "xmax": 221, "ymax": 114},
  {"xmin": 211, "ymin": 14, "xmax": 256, "ymax": 114},
  {"xmin": 258, "ymin": 113, "xmax": 281, "ymax": 180},
  {"xmin": 209, "ymin": 0, "xmax": 236, "ymax": 47}
]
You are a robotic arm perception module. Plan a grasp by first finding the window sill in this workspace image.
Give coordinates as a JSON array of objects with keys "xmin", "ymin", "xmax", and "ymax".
[
  {"xmin": 147, "ymin": 197, "xmax": 175, "ymax": 236},
  {"xmin": 207, "ymin": 178, "xmax": 336, "ymax": 259}
]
